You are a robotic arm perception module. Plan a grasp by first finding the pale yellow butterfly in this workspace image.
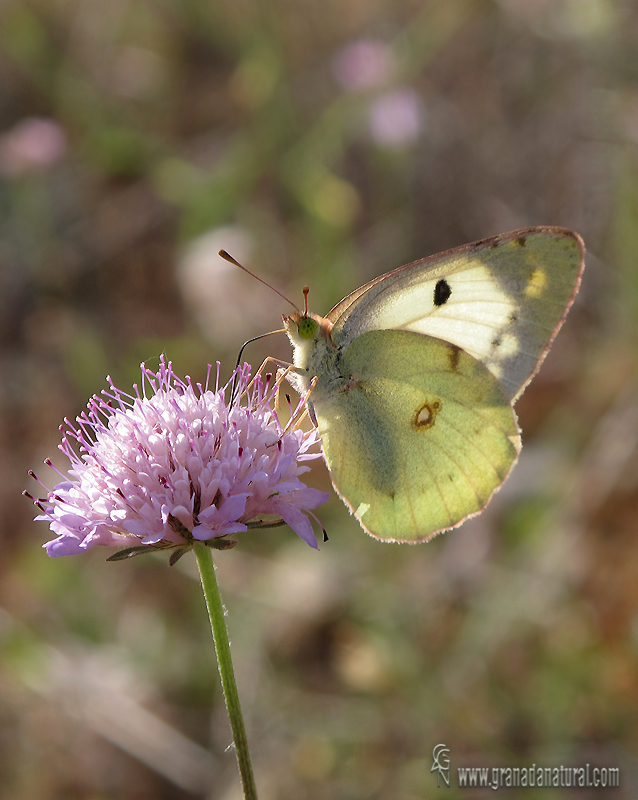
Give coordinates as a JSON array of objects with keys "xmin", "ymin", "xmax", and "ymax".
[{"xmin": 283, "ymin": 227, "xmax": 585, "ymax": 543}]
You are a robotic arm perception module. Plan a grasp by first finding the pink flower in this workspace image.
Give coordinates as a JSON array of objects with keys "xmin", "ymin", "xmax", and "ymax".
[
  {"xmin": 369, "ymin": 89, "xmax": 424, "ymax": 147},
  {"xmin": 0, "ymin": 117, "xmax": 67, "ymax": 176},
  {"xmin": 27, "ymin": 358, "xmax": 329, "ymax": 558},
  {"xmin": 332, "ymin": 39, "xmax": 394, "ymax": 91}
]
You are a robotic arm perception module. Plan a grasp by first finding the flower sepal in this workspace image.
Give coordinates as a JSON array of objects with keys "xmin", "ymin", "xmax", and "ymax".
[
  {"xmin": 207, "ymin": 537, "xmax": 238, "ymax": 551},
  {"xmin": 106, "ymin": 542, "xmax": 181, "ymax": 562},
  {"xmin": 245, "ymin": 516, "xmax": 288, "ymax": 530}
]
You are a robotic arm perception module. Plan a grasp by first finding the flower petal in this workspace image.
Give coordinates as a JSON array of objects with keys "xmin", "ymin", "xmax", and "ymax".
[
  {"xmin": 192, "ymin": 522, "xmax": 247, "ymax": 540},
  {"xmin": 44, "ymin": 535, "xmax": 85, "ymax": 557},
  {"xmin": 276, "ymin": 505, "xmax": 318, "ymax": 549}
]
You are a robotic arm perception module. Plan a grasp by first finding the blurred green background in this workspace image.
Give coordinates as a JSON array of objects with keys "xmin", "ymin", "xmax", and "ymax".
[{"xmin": 3, "ymin": 0, "xmax": 638, "ymax": 797}]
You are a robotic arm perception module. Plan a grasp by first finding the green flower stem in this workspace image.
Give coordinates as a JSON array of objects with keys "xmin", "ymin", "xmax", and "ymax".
[{"xmin": 194, "ymin": 542, "xmax": 258, "ymax": 800}]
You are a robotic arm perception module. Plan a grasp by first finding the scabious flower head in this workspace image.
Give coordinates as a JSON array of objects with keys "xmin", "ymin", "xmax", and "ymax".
[{"xmin": 27, "ymin": 358, "xmax": 329, "ymax": 558}]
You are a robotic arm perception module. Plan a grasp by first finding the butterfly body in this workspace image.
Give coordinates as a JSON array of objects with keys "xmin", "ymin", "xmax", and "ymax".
[{"xmin": 284, "ymin": 227, "xmax": 585, "ymax": 543}]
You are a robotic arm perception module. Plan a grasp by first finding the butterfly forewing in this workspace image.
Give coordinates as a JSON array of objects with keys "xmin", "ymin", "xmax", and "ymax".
[{"xmin": 328, "ymin": 227, "xmax": 584, "ymax": 401}]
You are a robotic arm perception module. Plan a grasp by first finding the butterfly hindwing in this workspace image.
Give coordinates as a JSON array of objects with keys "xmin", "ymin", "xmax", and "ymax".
[{"xmin": 311, "ymin": 329, "xmax": 521, "ymax": 542}]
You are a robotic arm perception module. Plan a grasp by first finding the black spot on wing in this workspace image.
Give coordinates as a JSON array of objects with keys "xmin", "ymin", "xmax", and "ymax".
[
  {"xmin": 434, "ymin": 279, "xmax": 452, "ymax": 307},
  {"xmin": 515, "ymin": 236, "xmax": 527, "ymax": 247}
]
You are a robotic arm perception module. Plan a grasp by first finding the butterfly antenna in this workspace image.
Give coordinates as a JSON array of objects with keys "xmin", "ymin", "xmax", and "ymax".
[
  {"xmin": 218, "ymin": 250, "xmax": 300, "ymax": 312},
  {"xmin": 303, "ymin": 286, "xmax": 309, "ymax": 316}
]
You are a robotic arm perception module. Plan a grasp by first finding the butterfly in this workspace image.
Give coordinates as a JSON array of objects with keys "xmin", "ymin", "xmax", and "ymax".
[{"xmin": 283, "ymin": 227, "xmax": 585, "ymax": 543}]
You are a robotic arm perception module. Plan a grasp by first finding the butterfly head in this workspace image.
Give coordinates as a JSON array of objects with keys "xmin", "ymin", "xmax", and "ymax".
[
  {"xmin": 283, "ymin": 285, "xmax": 333, "ymax": 346},
  {"xmin": 283, "ymin": 309, "xmax": 334, "ymax": 385},
  {"xmin": 283, "ymin": 311, "xmax": 332, "ymax": 346}
]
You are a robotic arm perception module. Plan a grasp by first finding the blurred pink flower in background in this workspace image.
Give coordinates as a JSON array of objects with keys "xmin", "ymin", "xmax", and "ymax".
[
  {"xmin": 369, "ymin": 88, "xmax": 424, "ymax": 147},
  {"xmin": 0, "ymin": 117, "xmax": 67, "ymax": 176},
  {"xmin": 176, "ymin": 226, "xmax": 279, "ymax": 346},
  {"xmin": 332, "ymin": 39, "xmax": 394, "ymax": 90}
]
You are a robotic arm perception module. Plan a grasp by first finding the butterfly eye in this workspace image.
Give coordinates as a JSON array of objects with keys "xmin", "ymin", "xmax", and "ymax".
[{"xmin": 297, "ymin": 317, "xmax": 318, "ymax": 339}]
